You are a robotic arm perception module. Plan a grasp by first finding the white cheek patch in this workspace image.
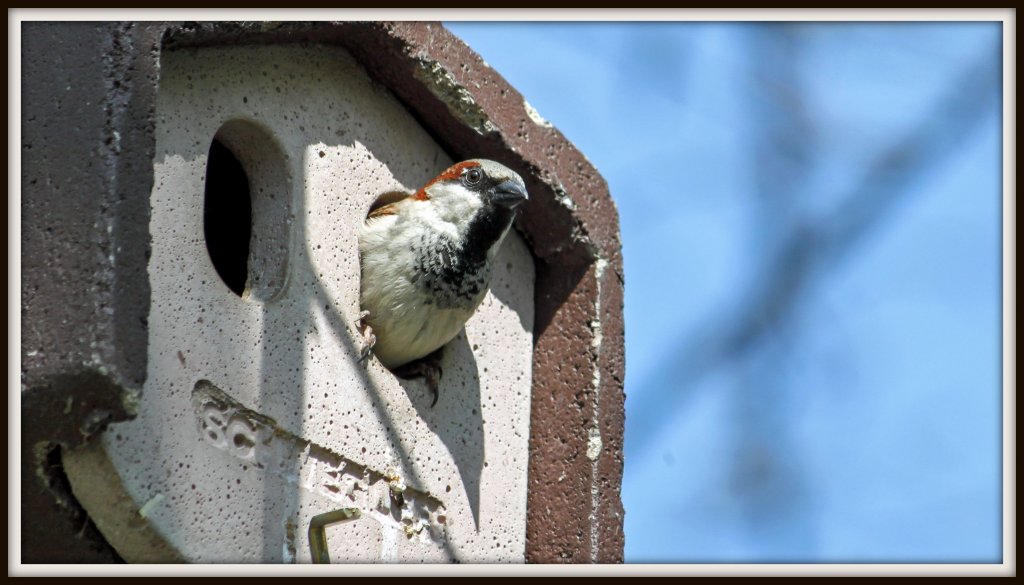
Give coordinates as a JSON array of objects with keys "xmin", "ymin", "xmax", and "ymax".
[{"xmin": 425, "ymin": 183, "xmax": 484, "ymax": 238}]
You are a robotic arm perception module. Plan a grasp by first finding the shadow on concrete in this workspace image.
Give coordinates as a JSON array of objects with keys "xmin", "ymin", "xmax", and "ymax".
[
  {"xmin": 399, "ymin": 333, "xmax": 485, "ymax": 530},
  {"xmin": 307, "ymin": 278, "xmax": 464, "ymax": 561}
]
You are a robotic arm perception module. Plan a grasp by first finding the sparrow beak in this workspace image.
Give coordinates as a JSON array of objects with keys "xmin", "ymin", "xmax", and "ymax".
[{"xmin": 491, "ymin": 179, "xmax": 528, "ymax": 209}]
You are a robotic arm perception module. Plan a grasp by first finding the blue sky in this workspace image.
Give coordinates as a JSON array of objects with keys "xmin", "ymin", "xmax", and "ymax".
[{"xmin": 446, "ymin": 21, "xmax": 1004, "ymax": 563}]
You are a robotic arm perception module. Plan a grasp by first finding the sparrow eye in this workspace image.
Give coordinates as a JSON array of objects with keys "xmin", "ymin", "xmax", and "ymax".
[{"xmin": 463, "ymin": 168, "xmax": 483, "ymax": 186}]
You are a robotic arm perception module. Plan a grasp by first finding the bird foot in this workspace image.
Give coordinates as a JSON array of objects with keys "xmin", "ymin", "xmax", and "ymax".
[
  {"xmin": 392, "ymin": 347, "xmax": 444, "ymax": 407},
  {"xmin": 355, "ymin": 310, "xmax": 376, "ymax": 363}
]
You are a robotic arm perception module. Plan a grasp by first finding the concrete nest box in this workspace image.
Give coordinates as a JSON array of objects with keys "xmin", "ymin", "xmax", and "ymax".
[{"xmin": 21, "ymin": 22, "xmax": 624, "ymax": 564}]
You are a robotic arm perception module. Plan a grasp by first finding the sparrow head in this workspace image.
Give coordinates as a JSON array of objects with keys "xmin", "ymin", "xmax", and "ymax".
[
  {"xmin": 417, "ymin": 159, "xmax": 528, "ymax": 228},
  {"xmin": 462, "ymin": 159, "xmax": 529, "ymax": 210}
]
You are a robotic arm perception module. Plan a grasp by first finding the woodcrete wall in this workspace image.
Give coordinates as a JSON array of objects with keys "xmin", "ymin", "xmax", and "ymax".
[{"xmin": 21, "ymin": 21, "xmax": 624, "ymax": 564}]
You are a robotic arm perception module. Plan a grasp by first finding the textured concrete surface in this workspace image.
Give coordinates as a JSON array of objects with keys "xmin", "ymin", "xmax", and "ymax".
[
  {"xmin": 20, "ymin": 22, "xmax": 160, "ymax": 563},
  {"xmin": 327, "ymin": 22, "xmax": 628, "ymax": 563},
  {"xmin": 63, "ymin": 44, "xmax": 535, "ymax": 563},
  {"xmin": 22, "ymin": 21, "xmax": 624, "ymax": 564}
]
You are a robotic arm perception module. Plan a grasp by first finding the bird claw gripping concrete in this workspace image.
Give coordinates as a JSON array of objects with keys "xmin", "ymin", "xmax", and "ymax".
[
  {"xmin": 355, "ymin": 310, "xmax": 376, "ymax": 363},
  {"xmin": 392, "ymin": 346, "xmax": 445, "ymax": 407}
]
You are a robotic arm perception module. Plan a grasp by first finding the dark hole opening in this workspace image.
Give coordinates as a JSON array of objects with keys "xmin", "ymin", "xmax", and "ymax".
[
  {"xmin": 204, "ymin": 139, "xmax": 252, "ymax": 296},
  {"xmin": 31, "ymin": 446, "xmax": 126, "ymax": 563}
]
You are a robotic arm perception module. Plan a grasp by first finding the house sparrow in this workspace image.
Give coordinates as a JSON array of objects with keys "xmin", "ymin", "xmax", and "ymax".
[{"xmin": 357, "ymin": 159, "xmax": 528, "ymax": 405}]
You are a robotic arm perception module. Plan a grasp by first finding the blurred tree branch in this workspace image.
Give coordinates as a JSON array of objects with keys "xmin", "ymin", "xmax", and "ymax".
[
  {"xmin": 631, "ymin": 39, "xmax": 1001, "ymax": 454},
  {"xmin": 729, "ymin": 25, "xmax": 817, "ymax": 554},
  {"xmin": 685, "ymin": 44, "xmax": 998, "ymax": 383}
]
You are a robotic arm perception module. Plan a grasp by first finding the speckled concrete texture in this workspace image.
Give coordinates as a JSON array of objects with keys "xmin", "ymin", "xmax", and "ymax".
[
  {"xmin": 23, "ymin": 21, "xmax": 624, "ymax": 564},
  {"xmin": 20, "ymin": 22, "xmax": 161, "ymax": 563},
  {"xmin": 63, "ymin": 44, "xmax": 535, "ymax": 563},
  {"xmin": 324, "ymin": 22, "xmax": 627, "ymax": 563}
]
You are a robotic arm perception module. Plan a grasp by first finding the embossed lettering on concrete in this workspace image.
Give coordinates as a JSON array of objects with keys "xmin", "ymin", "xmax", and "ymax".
[
  {"xmin": 192, "ymin": 380, "xmax": 446, "ymax": 545},
  {"xmin": 62, "ymin": 44, "xmax": 535, "ymax": 563}
]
